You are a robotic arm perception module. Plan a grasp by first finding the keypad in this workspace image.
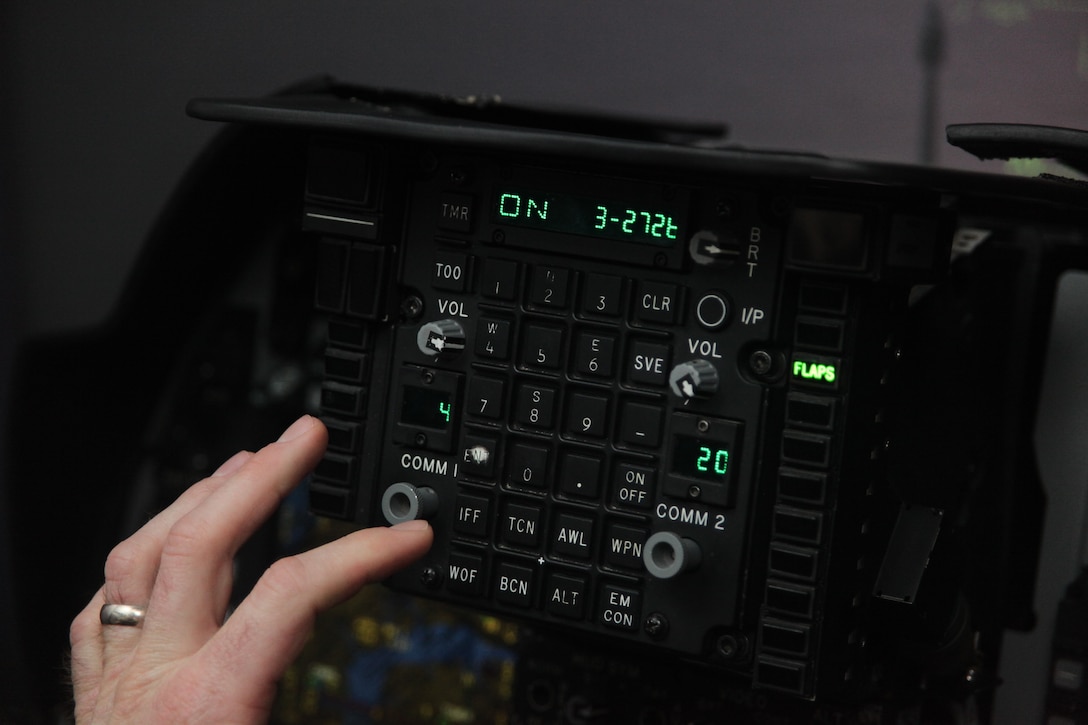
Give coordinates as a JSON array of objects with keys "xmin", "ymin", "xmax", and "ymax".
[{"xmin": 446, "ymin": 261, "xmax": 671, "ymax": 633}]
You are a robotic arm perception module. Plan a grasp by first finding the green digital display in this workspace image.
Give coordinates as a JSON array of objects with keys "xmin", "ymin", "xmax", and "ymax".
[
  {"xmin": 492, "ymin": 186, "xmax": 682, "ymax": 246},
  {"xmin": 672, "ymin": 435, "xmax": 732, "ymax": 484},
  {"xmin": 400, "ymin": 385, "xmax": 453, "ymax": 430}
]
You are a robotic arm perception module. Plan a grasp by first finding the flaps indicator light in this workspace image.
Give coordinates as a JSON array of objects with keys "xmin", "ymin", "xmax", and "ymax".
[{"xmin": 790, "ymin": 355, "xmax": 840, "ymax": 388}]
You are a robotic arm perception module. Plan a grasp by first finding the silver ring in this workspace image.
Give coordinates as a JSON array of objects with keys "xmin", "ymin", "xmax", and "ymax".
[{"xmin": 100, "ymin": 603, "xmax": 146, "ymax": 627}]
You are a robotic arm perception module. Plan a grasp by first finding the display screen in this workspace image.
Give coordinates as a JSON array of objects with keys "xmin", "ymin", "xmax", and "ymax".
[
  {"xmin": 400, "ymin": 385, "xmax": 453, "ymax": 430},
  {"xmin": 671, "ymin": 435, "xmax": 733, "ymax": 484},
  {"xmin": 492, "ymin": 186, "xmax": 683, "ymax": 246}
]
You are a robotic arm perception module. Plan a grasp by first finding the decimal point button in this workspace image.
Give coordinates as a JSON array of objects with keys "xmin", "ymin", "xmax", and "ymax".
[{"xmin": 382, "ymin": 482, "xmax": 439, "ymax": 524}]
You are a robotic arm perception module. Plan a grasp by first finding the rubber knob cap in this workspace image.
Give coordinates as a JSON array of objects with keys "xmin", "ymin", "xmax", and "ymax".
[
  {"xmin": 381, "ymin": 482, "xmax": 439, "ymax": 525},
  {"xmin": 644, "ymin": 531, "xmax": 702, "ymax": 579}
]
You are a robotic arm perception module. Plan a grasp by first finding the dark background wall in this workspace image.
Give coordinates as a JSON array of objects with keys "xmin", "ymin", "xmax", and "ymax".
[{"xmin": 1, "ymin": 1, "xmax": 1086, "ymax": 722}]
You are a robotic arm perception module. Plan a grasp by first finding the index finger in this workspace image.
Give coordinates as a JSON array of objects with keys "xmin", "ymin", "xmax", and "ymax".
[{"xmin": 140, "ymin": 415, "xmax": 328, "ymax": 653}]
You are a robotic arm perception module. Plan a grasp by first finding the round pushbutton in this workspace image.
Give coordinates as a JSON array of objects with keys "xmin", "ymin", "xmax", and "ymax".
[
  {"xmin": 696, "ymin": 293, "xmax": 729, "ymax": 330},
  {"xmin": 381, "ymin": 482, "xmax": 439, "ymax": 525},
  {"xmin": 644, "ymin": 531, "xmax": 702, "ymax": 579}
]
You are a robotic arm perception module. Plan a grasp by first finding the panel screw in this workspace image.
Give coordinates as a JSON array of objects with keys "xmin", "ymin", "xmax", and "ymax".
[
  {"xmin": 421, "ymin": 369, "xmax": 435, "ymax": 384},
  {"xmin": 644, "ymin": 612, "xmax": 670, "ymax": 640},
  {"xmin": 420, "ymin": 566, "xmax": 441, "ymax": 588},
  {"xmin": 492, "ymin": 230, "xmax": 506, "ymax": 244},
  {"xmin": 415, "ymin": 433, "xmax": 428, "ymax": 446},
  {"xmin": 654, "ymin": 252, "xmax": 668, "ymax": 267},
  {"xmin": 449, "ymin": 167, "xmax": 469, "ymax": 185},
  {"xmin": 749, "ymin": 350, "xmax": 773, "ymax": 376},
  {"xmin": 688, "ymin": 485, "xmax": 702, "ymax": 499},
  {"xmin": 716, "ymin": 200, "xmax": 734, "ymax": 218},
  {"xmin": 716, "ymin": 633, "xmax": 749, "ymax": 661},
  {"xmin": 696, "ymin": 419, "xmax": 710, "ymax": 433},
  {"xmin": 401, "ymin": 295, "xmax": 423, "ymax": 320}
]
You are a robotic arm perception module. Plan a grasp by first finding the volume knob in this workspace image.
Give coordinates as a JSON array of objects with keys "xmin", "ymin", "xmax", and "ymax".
[
  {"xmin": 417, "ymin": 319, "xmax": 466, "ymax": 357},
  {"xmin": 669, "ymin": 359, "xmax": 720, "ymax": 400}
]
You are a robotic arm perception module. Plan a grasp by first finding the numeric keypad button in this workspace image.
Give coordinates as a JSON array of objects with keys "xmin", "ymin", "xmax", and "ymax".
[
  {"xmin": 515, "ymin": 383, "xmax": 557, "ymax": 429},
  {"xmin": 520, "ymin": 323, "xmax": 564, "ymax": 370},
  {"xmin": 559, "ymin": 451, "xmax": 603, "ymax": 499},
  {"xmin": 566, "ymin": 392, "xmax": 609, "ymax": 438},
  {"xmin": 529, "ymin": 266, "xmax": 570, "ymax": 310},
  {"xmin": 581, "ymin": 273, "xmax": 623, "ymax": 317},
  {"xmin": 476, "ymin": 317, "xmax": 512, "ymax": 360},
  {"xmin": 506, "ymin": 441, "xmax": 550, "ymax": 491},
  {"xmin": 619, "ymin": 401, "xmax": 664, "ymax": 448},
  {"xmin": 466, "ymin": 376, "xmax": 505, "ymax": 421},
  {"xmin": 574, "ymin": 332, "xmax": 616, "ymax": 378},
  {"xmin": 480, "ymin": 258, "xmax": 519, "ymax": 302}
]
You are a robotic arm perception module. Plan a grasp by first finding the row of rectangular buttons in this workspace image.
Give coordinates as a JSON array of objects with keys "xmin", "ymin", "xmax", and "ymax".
[
  {"xmin": 457, "ymin": 448, "xmax": 657, "ymax": 512},
  {"xmin": 445, "ymin": 551, "xmax": 642, "ymax": 631},
  {"xmin": 462, "ymin": 388, "xmax": 665, "ymax": 448},
  {"xmin": 457, "ymin": 436, "xmax": 658, "ymax": 510},
  {"xmin": 454, "ymin": 495, "xmax": 649, "ymax": 569},
  {"xmin": 476, "ymin": 318, "xmax": 672, "ymax": 389},
  {"xmin": 436, "ymin": 252, "xmax": 681, "ymax": 325}
]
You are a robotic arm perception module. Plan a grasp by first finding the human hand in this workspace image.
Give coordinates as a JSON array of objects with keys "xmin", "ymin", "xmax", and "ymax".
[{"xmin": 70, "ymin": 415, "xmax": 433, "ymax": 724}]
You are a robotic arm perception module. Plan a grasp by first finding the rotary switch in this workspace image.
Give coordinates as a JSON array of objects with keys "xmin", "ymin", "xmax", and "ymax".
[
  {"xmin": 668, "ymin": 359, "xmax": 720, "ymax": 400},
  {"xmin": 416, "ymin": 319, "xmax": 466, "ymax": 357}
]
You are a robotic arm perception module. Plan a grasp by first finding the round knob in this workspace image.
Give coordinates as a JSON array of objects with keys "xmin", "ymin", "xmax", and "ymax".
[
  {"xmin": 381, "ymin": 482, "xmax": 439, "ymax": 525},
  {"xmin": 417, "ymin": 319, "xmax": 466, "ymax": 357},
  {"xmin": 644, "ymin": 531, "xmax": 701, "ymax": 579},
  {"xmin": 669, "ymin": 359, "xmax": 720, "ymax": 400}
]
